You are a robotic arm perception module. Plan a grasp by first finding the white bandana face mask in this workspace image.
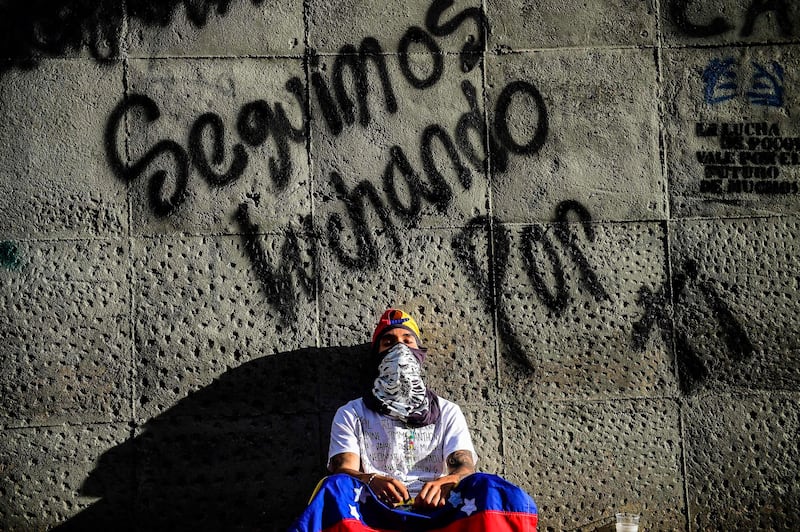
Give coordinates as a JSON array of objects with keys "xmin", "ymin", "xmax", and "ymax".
[{"xmin": 372, "ymin": 343, "xmax": 429, "ymax": 422}]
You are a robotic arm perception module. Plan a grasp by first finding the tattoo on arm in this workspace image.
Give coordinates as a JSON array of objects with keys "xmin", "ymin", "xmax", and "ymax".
[{"xmin": 446, "ymin": 450, "xmax": 475, "ymax": 473}]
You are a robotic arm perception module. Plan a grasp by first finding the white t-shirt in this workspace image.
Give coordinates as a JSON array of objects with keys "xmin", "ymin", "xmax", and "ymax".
[{"xmin": 328, "ymin": 397, "xmax": 477, "ymax": 498}]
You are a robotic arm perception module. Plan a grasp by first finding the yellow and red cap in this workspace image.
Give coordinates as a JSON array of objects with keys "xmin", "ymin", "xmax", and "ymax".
[{"xmin": 371, "ymin": 308, "xmax": 421, "ymax": 348}]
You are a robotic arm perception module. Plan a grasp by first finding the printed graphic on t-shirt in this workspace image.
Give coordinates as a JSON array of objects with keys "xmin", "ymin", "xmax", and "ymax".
[{"xmin": 357, "ymin": 415, "xmax": 444, "ymax": 497}]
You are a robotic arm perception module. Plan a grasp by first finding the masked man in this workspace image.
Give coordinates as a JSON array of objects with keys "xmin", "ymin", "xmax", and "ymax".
[
  {"xmin": 290, "ymin": 309, "xmax": 538, "ymax": 531},
  {"xmin": 328, "ymin": 308, "xmax": 476, "ymax": 508}
]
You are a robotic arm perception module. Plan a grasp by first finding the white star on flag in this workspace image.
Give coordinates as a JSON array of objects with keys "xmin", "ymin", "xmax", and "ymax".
[
  {"xmin": 353, "ymin": 486, "xmax": 368, "ymax": 503},
  {"xmin": 462, "ymin": 498, "xmax": 477, "ymax": 516},
  {"xmin": 448, "ymin": 491, "xmax": 463, "ymax": 507},
  {"xmin": 349, "ymin": 504, "xmax": 361, "ymax": 520}
]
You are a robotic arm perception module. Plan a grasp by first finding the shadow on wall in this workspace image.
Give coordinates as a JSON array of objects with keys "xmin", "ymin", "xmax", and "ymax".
[{"xmin": 51, "ymin": 343, "xmax": 375, "ymax": 532}]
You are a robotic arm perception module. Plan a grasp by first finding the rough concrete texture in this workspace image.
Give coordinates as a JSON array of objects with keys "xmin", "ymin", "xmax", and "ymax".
[
  {"xmin": 487, "ymin": 0, "xmax": 657, "ymax": 50},
  {"xmin": 308, "ymin": 0, "xmax": 479, "ymax": 54},
  {"xmin": 132, "ymin": 234, "xmax": 317, "ymax": 420},
  {"xmin": 128, "ymin": 0, "xmax": 305, "ymax": 58},
  {"xmin": 1, "ymin": 0, "xmax": 799, "ymax": 530},
  {"xmin": 670, "ymin": 217, "xmax": 800, "ymax": 393},
  {"xmin": 661, "ymin": 0, "xmax": 800, "ymax": 46},
  {"xmin": 311, "ymin": 53, "xmax": 489, "ymax": 230},
  {"xmin": 487, "ymin": 48, "xmax": 664, "ymax": 223},
  {"xmin": 683, "ymin": 393, "xmax": 800, "ymax": 530},
  {"xmin": 0, "ymin": 424, "xmax": 134, "ymax": 530},
  {"xmin": 504, "ymin": 398, "xmax": 684, "ymax": 531},
  {"xmin": 133, "ymin": 415, "xmax": 320, "ymax": 531},
  {"xmin": 1, "ymin": 240, "xmax": 130, "ymax": 427},
  {"xmin": 0, "ymin": 61, "xmax": 127, "ymax": 239}
]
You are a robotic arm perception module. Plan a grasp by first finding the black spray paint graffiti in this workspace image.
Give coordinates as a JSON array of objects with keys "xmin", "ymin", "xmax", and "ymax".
[
  {"xmin": 670, "ymin": 0, "xmax": 793, "ymax": 38},
  {"xmin": 104, "ymin": 1, "xmax": 506, "ymax": 220},
  {"xmin": 453, "ymin": 207, "xmax": 754, "ymax": 389},
  {"xmin": 104, "ymin": 78, "xmax": 545, "ymax": 258},
  {"xmin": 234, "ymin": 203, "xmax": 317, "ymax": 324},
  {"xmin": 225, "ymin": 68, "xmax": 546, "ymax": 321},
  {"xmin": 8, "ymin": 0, "xmax": 789, "ymax": 75},
  {"xmin": 425, "ymin": 0, "xmax": 487, "ymax": 73},
  {"xmin": 519, "ymin": 200, "xmax": 609, "ymax": 315},
  {"xmin": 104, "ymin": 77, "xmax": 307, "ymax": 216},
  {"xmin": 103, "ymin": 0, "xmax": 544, "ymax": 324},
  {"xmin": 104, "ymin": 5, "xmax": 546, "ymax": 247},
  {"xmin": 0, "ymin": 0, "xmax": 267, "ymax": 77},
  {"xmin": 322, "ymin": 78, "xmax": 546, "ymax": 271},
  {"xmin": 105, "ymin": 94, "xmax": 190, "ymax": 217},
  {"xmin": 451, "ymin": 201, "xmax": 609, "ymax": 370},
  {"xmin": 98, "ymin": 0, "xmax": 755, "ymax": 390},
  {"xmin": 631, "ymin": 259, "xmax": 754, "ymax": 394}
]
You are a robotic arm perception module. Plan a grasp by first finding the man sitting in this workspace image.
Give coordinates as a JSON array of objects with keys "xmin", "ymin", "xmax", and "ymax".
[{"xmin": 290, "ymin": 308, "xmax": 538, "ymax": 531}]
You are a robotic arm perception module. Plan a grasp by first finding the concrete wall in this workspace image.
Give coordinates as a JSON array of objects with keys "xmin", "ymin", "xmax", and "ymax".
[{"xmin": 1, "ymin": 1, "xmax": 799, "ymax": 530}]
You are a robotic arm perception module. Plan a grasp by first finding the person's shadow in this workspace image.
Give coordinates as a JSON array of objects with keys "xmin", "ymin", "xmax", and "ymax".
[{"xmin": 52, "ymin": 343, "xmax": 375, "ymax": 532}]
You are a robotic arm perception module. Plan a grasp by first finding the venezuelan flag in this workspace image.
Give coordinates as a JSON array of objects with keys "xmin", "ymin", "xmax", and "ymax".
[{"xmin": 289, "ymin": 473, "xmax": 538, "ymax": 531}]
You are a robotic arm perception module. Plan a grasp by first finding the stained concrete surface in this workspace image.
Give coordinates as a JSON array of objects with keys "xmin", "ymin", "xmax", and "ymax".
[{"xmin": 1, "ymin": 0, "xmax": 799, "ymax": 530}]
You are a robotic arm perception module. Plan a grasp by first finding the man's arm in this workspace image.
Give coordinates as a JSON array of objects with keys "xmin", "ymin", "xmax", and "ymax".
[
  {"xmin": 414, "ymin": 449, "xmax": 476, "ymax": 508},
  {"xmin": 446, "ymin": 449, "xmax": 477, "ymax": 478},
  {"xmin": 329, "ymin": 452, "xmax": 410, "ymax": 505},
  {"xmin": 328, "ymin": 451, "xmax": 362, "ymax": 477}
]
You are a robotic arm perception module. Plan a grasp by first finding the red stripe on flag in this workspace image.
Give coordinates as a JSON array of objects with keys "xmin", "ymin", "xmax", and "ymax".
[
  {"xmin": 321, "ymin": 512, "xmax": 538, "ymax": 532},
  {"xmin": 322, "ymin": 518, "xmax": 391, "ymax": 532},
  {"xmin": 428, "ymin": 511, "xmax": 538, "ymax": 532}
]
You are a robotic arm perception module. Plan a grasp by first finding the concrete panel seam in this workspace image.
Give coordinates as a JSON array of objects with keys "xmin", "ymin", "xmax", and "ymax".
[
  {"xmin": 478, "ymin": 0, "xmax": 501, "ymax": 390},
  {"xmin": 678, "ymin": 399, "xmax": 693, "ymax": 531},
  {"xmin": 652, "ymin": 22, "xmax": 671, "ymax": 222},
  {"xmin": 664, "ymin": 218, "xmax": 680, "ymax": 393},
  {"xmin": 301, "ymin": 0, "xmax": 319, "ymax": 350},
  {"xmin": 498, "ymin": 406, "xmax": 507, "ymax": 478},
  {"xmin": 486, "ymin": 44, "xmax": 660, "ymax": 55},
  {"xmin": 0, "ymin": 420, "xmax": 132, "ymax": 432},
  {"xmin": 668, "ymin": 213, "xmax": 800, "ymax": 223},
  {"xmin": 298, "ymin": 51, "xmax": 469, "ymax": 58},
  {"xmin": 678, "ymin": 389, "xmax": 800, "ymax": 401},
  {"xmin": 497, "ymin": 395, "xmax": 683, "ymax": 408},
  {"xmin": 122, "ymin": 45, "xmax": 137, "ymax": 429},
  {"xmin": 662, "ymin": 40, "xmax": 800, "ymax": 51},
  {"xmin": 125, "ymin": 53, "xmax": 307, "ymax": 60}
]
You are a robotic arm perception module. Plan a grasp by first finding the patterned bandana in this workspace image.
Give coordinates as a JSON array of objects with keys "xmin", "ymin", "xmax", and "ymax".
[{"xmin": 363, "ymin": 343, "xmax": 441, "ymax": 427}]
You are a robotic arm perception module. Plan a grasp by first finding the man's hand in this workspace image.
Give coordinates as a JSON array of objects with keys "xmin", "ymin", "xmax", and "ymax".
[
  {"xmin": 414, "ymin": 449, "xmax": 476, "ymax": 508},
  {"xmin": 370, "ymin": 475, "xmax": 410, "ymax": 506},
  {"xmin": 329, "ymin": 452, "xmax": 409, "ymax": 505},
  {"xmin": 414, "ymin": 475, "xmax": 458, "ymax": 508}
]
